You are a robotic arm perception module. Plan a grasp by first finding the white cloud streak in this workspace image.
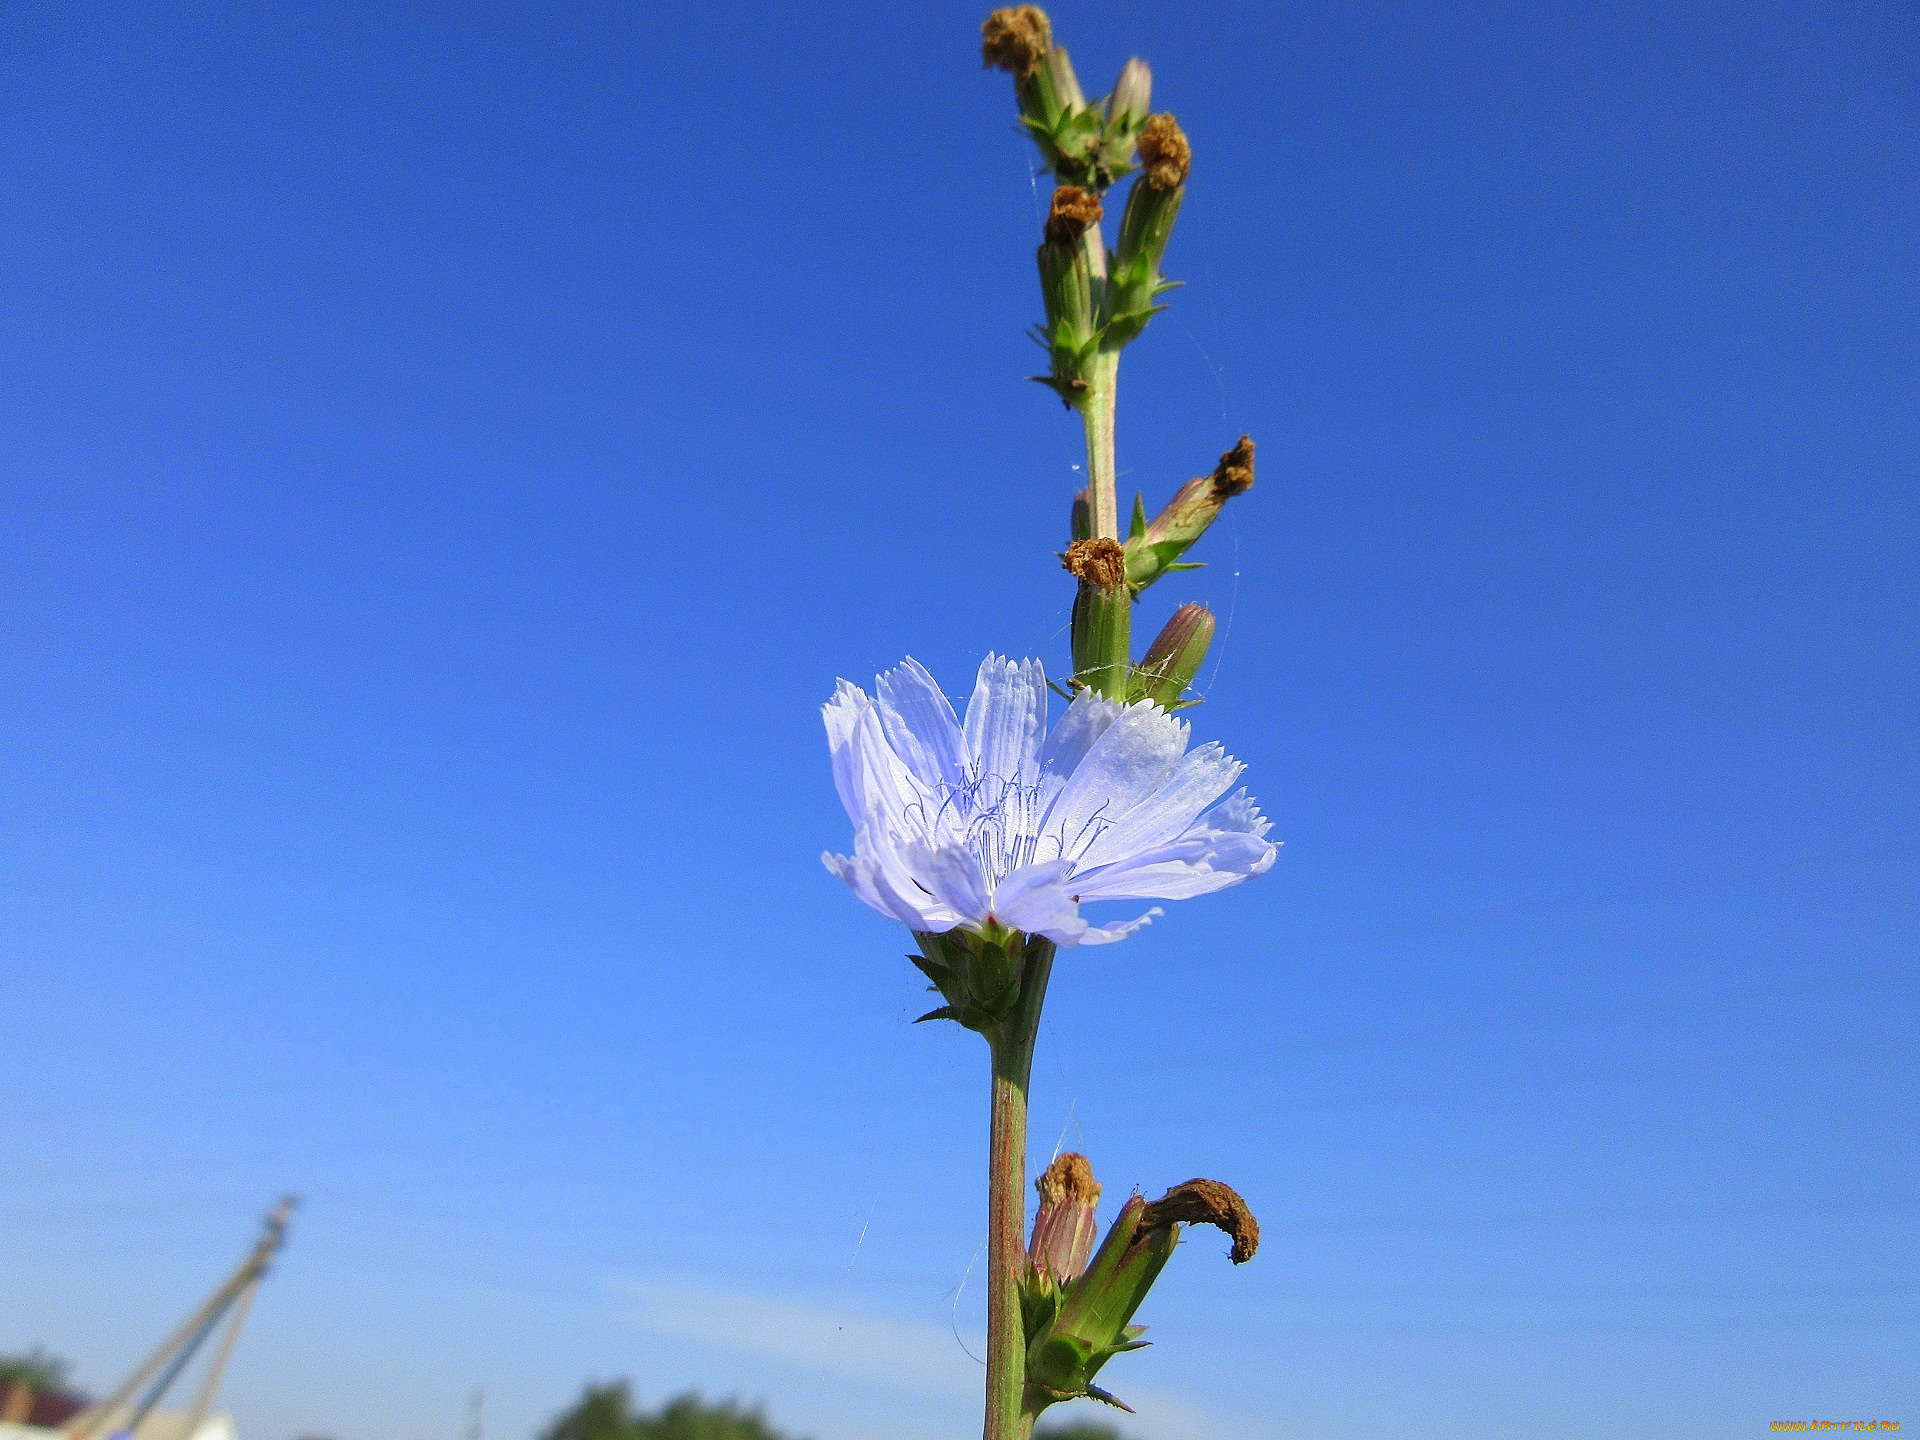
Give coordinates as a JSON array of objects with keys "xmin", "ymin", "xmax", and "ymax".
[
  {"xmin": 608, "ymin": 1278, "xmax": 1263, "ymax": 1440},
  {"xmin": 612, "ymin": 1279, "xmax": 983, "ymax": 1399}
]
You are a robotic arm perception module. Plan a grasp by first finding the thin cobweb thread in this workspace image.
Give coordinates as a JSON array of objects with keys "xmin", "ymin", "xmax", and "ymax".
[{"xmin": 949, "ymin": 1238, "xmax": 989, "ymax": 1367}]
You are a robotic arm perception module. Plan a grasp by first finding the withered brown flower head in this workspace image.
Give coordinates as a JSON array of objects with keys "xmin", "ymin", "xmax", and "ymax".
[
  {"xmin": 1212, "ymin": 434, "xmax": 1255, "ymax": 496},
  {"xmin": 1140, "ymin": 1177, "xmax": 1260, "ymax": 1264},
  {"xmin": 1137, "ymin": 113, "xmax": 1192, "ymax": 190},
  {"xmin": 981, "ymin": 6, "xmax": 1053, "ymax": 79},
  {"xmin": 1063, "ymin": 537, "xmax": 1127, "ymax": 589},
  {"xmin": 1036, "ymin": 1151, "xmax": 1103, "ymax": 1207},
  {"xmin": 1044, "ymin": 185, "xmax": 1104, "ymax": 246}
]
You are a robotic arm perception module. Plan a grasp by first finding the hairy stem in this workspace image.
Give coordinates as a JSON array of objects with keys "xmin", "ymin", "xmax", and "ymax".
[{"xmin": 983, "ymin": 942, "xmax": 1056, "ymax": 1440}]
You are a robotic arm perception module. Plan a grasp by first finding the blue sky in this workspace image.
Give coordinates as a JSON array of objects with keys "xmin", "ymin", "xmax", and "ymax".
[{"xmin": 2, "ymin": 2, "xmax": 1915, "ymax": 1438}]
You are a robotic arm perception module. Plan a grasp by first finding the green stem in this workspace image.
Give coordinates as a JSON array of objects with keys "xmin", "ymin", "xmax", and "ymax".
[
  {"xmin": 1079, "ymin": 351, "xmax": 1120, "ymax": 541},
  {"xmin": 1073, "ymin": 350, "xmax": 1130, "ymax": 699},
  {"xmin": 983, "ymin": 941, "xmax": 1056, "ymax": 1440}
]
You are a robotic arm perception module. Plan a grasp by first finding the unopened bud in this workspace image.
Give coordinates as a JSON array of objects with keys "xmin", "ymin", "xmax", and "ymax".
[
  {"xmin": 1133, "ymin": 603, "xmax": 1214, "ymax": 708},
  {"xmin": 981, "ymin": 6, "xmax": 1052, "ymax": 79},
  {"xmin": 1030, "ymin": 1152, "xmax": 1102, "ymax": 1283},
  {"xmin": 1065, "ymin": 539, "xmax": 1131, "ymax": 698},
  {"xmin": 1106, "ymin": 114, "xmax": 1190, "ymax": 346},
  {"xmin": 1125, "ymin": 435, "xmax": 1256, "ymax": 591},
  {"xmin": 1025, "ymin": 1176, "xmax": 1261, "ymax": 1410},
  {"xmin": 1042, "ymin": 43, "xmax": 1087, "ymax": 112},
  {"xmin": 1108, "ymin": 58, "xmax": 1152, "ymax": 130},
  {"xmin": 1035, "ymin": 193, "xmax": 1100, "ymax": 401}
]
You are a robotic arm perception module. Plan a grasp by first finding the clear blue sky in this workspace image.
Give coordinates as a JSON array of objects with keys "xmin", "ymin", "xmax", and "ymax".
[{"xmin": 3, "ymin": 3, "xmax": 1915, "ymax": 1438}]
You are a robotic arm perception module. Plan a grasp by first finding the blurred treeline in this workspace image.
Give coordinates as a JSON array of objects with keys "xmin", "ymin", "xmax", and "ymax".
[
  {"xmin": 535, "ymin": 1385, "xmax": 1124, "ymax": 1440},
  {"xmin": 0, "ymin": 1355, "xmax": 1128, "ymax": 1440}
]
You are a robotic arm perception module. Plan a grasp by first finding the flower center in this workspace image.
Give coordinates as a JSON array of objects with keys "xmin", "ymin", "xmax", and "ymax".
[{"xmin": 952, "ymin": 770, "xmax": 1115, "ymax": 890}]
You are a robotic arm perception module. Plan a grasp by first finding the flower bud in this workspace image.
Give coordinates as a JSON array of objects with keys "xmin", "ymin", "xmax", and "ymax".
[
  {"xmin": 1043, "ymin": 43, "xmax": 1087, "ymax": 112},
  {"xmin": 984, "ymin": 7, "xmax": 1100, "ymax": 185},
  {"xmin": 1132, "ymin": 603, "xmax": 1214, "ymax": 708},
  {"xmin": 1063, "ymin": 538, "xmax": 1131, "ymax": 698},
  {"xmin": 1033, "ymin": 186, "xmax": 1104, "ymax": 404},
  {"xmin": 1024, "ymin": 1177, "xmax": 1260, "ymax": 1414},
  {"xmin": 1107, "ymin": 113, "xmax": 1191, "ymax": 347},
  {"xmin": 1108, "ymin": 58, "xmax": 1152, "ymax": 130},
  {"xmin": 1030, "ymin": 1153, "xmax": 1102, "ymax": 1284},
  {"xmin": 1124, "ymin": 435, "xmax": 1256, "ymax": 592}
]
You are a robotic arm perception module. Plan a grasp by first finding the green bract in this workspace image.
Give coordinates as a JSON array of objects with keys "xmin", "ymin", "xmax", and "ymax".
[{"xmin": 910, "ymin": 927, "xmax": 1050, "ymax": 1035}]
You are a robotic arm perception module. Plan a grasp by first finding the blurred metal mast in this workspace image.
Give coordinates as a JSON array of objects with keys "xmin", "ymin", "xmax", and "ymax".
[{"xmin": 67, "ymin": 1198, "xmax": 296, "ymax": 1440}]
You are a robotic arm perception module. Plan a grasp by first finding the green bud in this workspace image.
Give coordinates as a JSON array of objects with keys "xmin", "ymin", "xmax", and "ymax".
[
  {"xmin": 1062, "ymin": 538, "xmax": 1130, "ymax": 698},
  {"xmin": 1023, "ymin": 1195, "xmax": 1162, "ymax": 1407},
  {"xmin": 984, "ymin": 10, "xmax": 1149, "ymax": 192},
  {"xmin": 1043, "ymin": 42, "xmax": 1087, "ymax": 112},
  {"xmin": 1132, "ymin": 602, "xmax": 1214, "ymax": 708},
  {"xmin": 1107, "ymin": 58, "xmax": 1152, "ymax": 131},
  {"xmin": 983, "ymin": 8, "xmax": 1088, "ymax": 182},
  {"xmin": 1025, "ymin": 1179, "xmax": 1259, "ymax": 1414},
  {"xmin": 1107, "ymin": 113, "xmax": 1190, "ymax": 347},
  {"xmin": 1123, "ymin": 435, "xmax": 1255, "ymax": 591},
  {"xmin": 1032, "ymin": 186, "xmax": 1105, "ymax": 403}
]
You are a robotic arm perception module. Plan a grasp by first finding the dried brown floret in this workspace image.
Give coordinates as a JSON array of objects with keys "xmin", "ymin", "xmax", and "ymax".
[
  {"xmin": 981, "ymin": 6, "xmax": 1053, "ymax": 79},
  {"xmin": 1139, "ymin": 1177, "xmax": 1260, "ymax": 1263},
  {"xmin": 1063, "ymin": 537, "xmax": 1127, "ymax": 589},
  {"xmin": 1211, "ymin": 434, "xmax": 1254, "ymax": 496},
  {"xmin": 1036, "ymin": 1151, "xmax": 1103, "ymax": 1206},
  {"xmin": 1044, "ymin": 185, "xmax": 1104, "ymax": 245},
  {"xmin": 1137, "ymin": 113, "xmax": 1192, "ymax": 190}
]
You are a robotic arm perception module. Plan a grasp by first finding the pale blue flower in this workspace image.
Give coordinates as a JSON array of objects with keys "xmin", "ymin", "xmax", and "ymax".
[{"xmin": 822, "ymin": 655, "xmax": 1277, "ymax": 947}]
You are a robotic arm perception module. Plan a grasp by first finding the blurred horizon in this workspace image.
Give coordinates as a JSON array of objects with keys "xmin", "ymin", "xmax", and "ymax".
[{"xmin": 2, "ymin": 2, "xmax": 1915, "ymax": 1439}]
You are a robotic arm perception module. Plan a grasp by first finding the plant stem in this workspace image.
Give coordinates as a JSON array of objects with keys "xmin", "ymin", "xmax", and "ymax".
[
  {"xmin": 983, "ymin": 941, "xmax": 1055, "ymax": 1440},
  {"xmin": 1079, "ymin": 351, "xmax": 1121, "ymax": 541},
  {"xmin": 1071, "ymin": 350, "xmax": 1130, "ymax": 699}
]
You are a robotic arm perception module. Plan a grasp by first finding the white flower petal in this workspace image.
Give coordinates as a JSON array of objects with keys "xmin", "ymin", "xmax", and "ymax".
[
  {"xmin": 823, "ymin": 848, "xmax": 931, "ymax": 929},
  {"xmin": 875, "ymin": 657, "xmax": 969, "ymax": 791},
  {"xmin": 848, "ymin": 702, "xmax": 935, "ymax": 830},
  {"xmin": 1036, "ymin": 689, "xmax": 1125, "ymax": 784},
  {"xmin": 963, "ymin": 654, "xmax": 1047, "ymax": 791},
  {"xmin": 864, "ymin": 825, "xmax": 971, "ymax": 931},
  {"xmin": 1070, "ymin": 789, "xmax": 1278, "ymax": 900},
  {"xmin": 908, "ymin": 841, "xmax": 994, "ymax": 928},
  {"xmin": 1072, "ymin": 740, "xmax": 1244, "ymax": 871},
  {"xmin": 1075, "ymin": 908, "xmax": 1161, "ymax": 945},
  {"xmin": 986, "ymin": 861, "xmax": 1087, "ymax": 945},
  {"xmin": 1040, "ymin": 701, "xmax": 1189, "ymax": 860},
  {"xmin": 824, "ymin": 659, "xmax": 1277, "ymax": 950},
  {"xmin": 821, "ymin": 679, "xmax": 872, "ymax": 819}
]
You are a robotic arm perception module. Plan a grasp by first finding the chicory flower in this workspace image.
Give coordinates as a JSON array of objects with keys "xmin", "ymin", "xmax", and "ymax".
[{"xmin": 822, "ymin": 654, "xmax": 1276, "ymax": 947}]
